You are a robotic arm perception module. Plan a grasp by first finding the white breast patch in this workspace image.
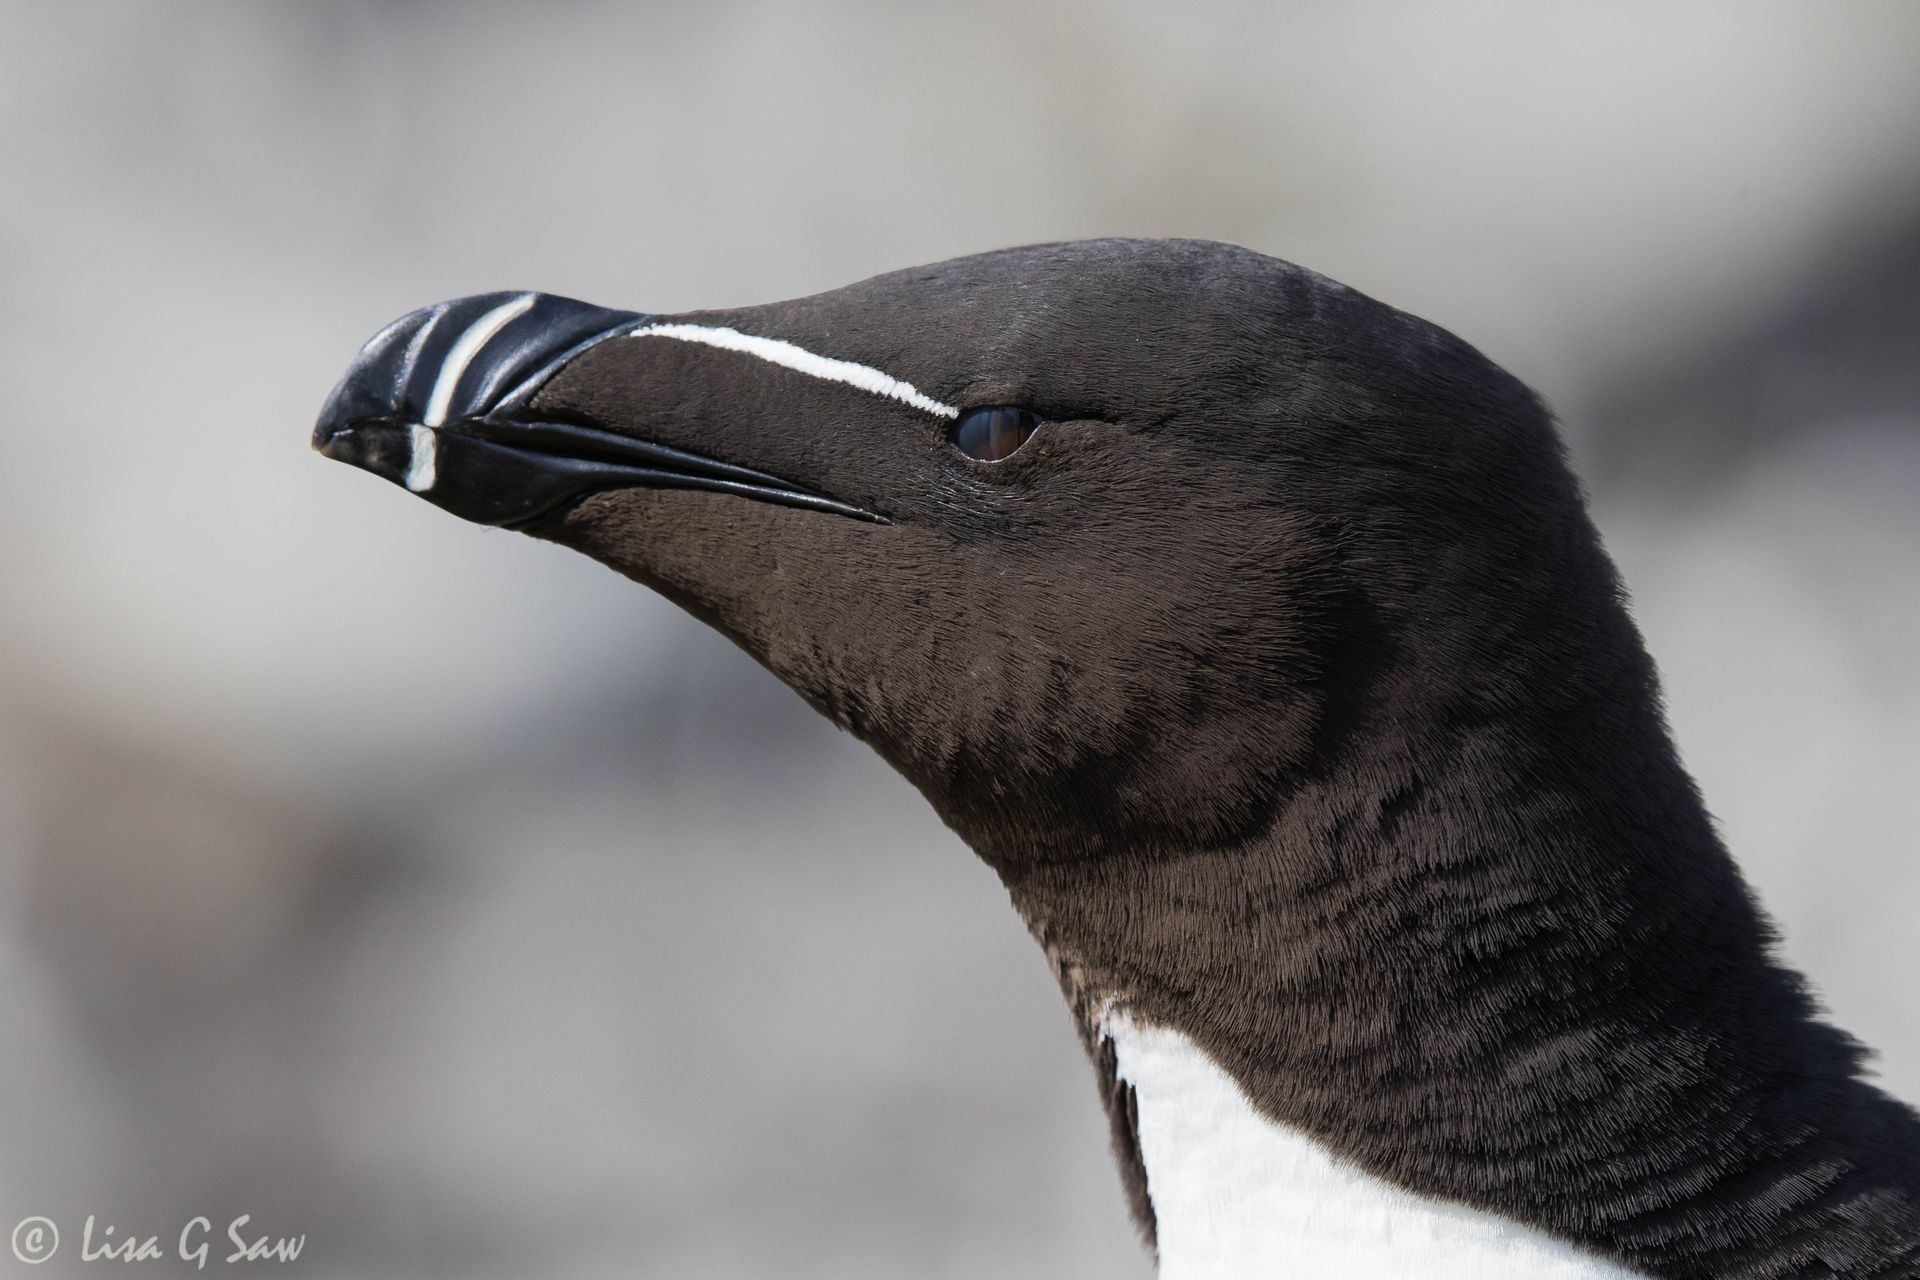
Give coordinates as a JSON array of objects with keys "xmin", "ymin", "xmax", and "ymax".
[{"xmin": 1100, "ymin": 1009, "xmax": 1652, "ymax": 1280}]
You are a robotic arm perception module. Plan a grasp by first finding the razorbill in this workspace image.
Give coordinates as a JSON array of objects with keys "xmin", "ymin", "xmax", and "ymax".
[{"xmin": 313, "ymin": 239, "xmax": 1920, "ymax": 1278}]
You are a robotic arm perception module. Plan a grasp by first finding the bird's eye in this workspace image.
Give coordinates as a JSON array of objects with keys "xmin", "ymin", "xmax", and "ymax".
[{"xmin": 949, "ymin": 406, "xmax": 1041, "ymax": 462}]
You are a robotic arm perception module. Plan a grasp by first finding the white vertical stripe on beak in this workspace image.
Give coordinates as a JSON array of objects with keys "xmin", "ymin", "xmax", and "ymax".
[
  {"xmin": 404, "ymin": 424, "xmax": 438, "ymax": 493},
  {"xmin": 424, "ymin": 293, "xmax": 540, "ymax": 428},
  {"xmin": 629, "ymin": 322, "xmax": 960, "ymax": 419},
  {"xmin": 407, "ymin": 293, "xmax": 539, "ymax": 492}
]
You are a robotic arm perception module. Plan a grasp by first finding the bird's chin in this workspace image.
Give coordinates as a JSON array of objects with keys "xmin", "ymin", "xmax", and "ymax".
[{"xmin": 538, "ymin": 484, "xmax": 932, "ymax": 718}]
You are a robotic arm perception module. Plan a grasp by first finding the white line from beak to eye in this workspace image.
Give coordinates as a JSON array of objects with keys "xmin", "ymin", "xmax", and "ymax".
[
  {"xmin": 629, "ymin": 322, "xmax": 960, "ymax": 420},
  {"xmin": 407, "ymin": 292, "xmax": 539, "ymax": 492}
]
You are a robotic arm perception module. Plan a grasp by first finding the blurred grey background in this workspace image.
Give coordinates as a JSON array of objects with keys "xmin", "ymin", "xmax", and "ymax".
[{"xmin": 2, "ymin": 3, "xmax": 1918, "ymax": 1277}]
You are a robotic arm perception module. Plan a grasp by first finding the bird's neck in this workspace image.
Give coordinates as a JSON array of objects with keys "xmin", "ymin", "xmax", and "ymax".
[{"xmin": 1002, "ymin": 698, "xmax": 1920, "ymax": 1278}]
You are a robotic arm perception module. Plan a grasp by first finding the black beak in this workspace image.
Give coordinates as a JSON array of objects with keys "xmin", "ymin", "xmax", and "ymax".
[{"xmin": 313, "ymin": 291, "xmax": 881, "ymax": 527}]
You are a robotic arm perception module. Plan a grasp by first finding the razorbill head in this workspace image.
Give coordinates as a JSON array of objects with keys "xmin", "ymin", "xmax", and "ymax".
[{"xmin": 314, "ymin": 240, "xmax": 1920, "ymax": 1279}]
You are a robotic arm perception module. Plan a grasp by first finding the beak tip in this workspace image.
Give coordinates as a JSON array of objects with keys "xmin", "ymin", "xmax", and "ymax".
[{"xmin": 312, "ymin": 423, "xmax": 346, "ymax": 459}]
